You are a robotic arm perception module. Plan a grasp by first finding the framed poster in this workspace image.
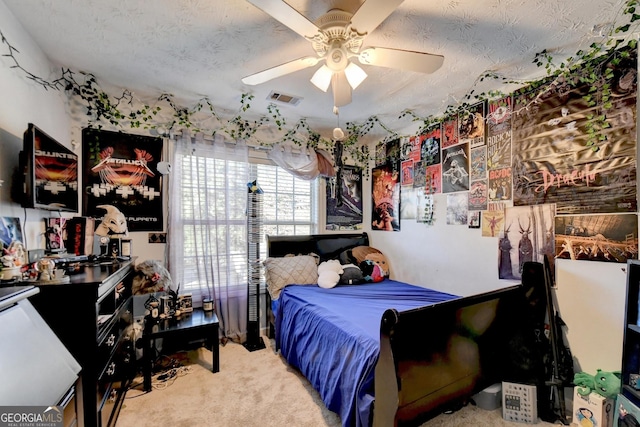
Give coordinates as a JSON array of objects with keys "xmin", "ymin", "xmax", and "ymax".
[
  {"xmin": 326, "ymin": 166, "xmax": 363, "ymax": 231},
  {"xmin": 82, "ymin": 128, "xmax": 164, "ymax": 232},
  {"xmin": 512, "ymin": 51, "xmax": 637, "ymax": 214},
  {"xmin": 555, "ymin": 213, "xmax": 637, "ymax": 262},
  {"xmin": 442, "ymin": 142, "xmax": 470, "ymax": 193},
  {"xmin": 371, "ymin": 164, "xmax": 400, "ymax": 231}
]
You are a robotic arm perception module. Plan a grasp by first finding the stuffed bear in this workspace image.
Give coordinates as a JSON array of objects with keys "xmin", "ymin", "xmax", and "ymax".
[
  {"xmin": 317, "ymin": 259, "xmax": 343, "ymax": 289},
  {"xmin": 339, "ymin": 264, "xmax": 364, "ymax": 285}
]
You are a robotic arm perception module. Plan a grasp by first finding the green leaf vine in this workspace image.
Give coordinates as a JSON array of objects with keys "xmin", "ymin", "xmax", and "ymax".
[{"xmin": 1, "ymin": 0, "xmax": 639, "ymax": 169}]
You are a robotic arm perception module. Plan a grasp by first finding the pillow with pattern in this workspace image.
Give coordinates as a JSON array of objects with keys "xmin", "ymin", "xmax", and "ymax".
[{"xmin": 264, "ymin": 255, "xmax": 318, "ymax": 299}]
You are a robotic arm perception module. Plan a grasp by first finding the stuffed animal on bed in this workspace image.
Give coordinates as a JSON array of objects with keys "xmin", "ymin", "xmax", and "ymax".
[
  {"xmin": 339, "ymin": 264, "xmax": 364, "ymax": 285},
  {"xmin": 360, "ymin": 259, "xmax": 385, "ymax": 283},
  {"xmin": 317, "ymin": 259, "xmax": 343, "ymax": 289},
  {"xmin": 365, "ymin": 252, "xmax": 389, "ymax": 277}
]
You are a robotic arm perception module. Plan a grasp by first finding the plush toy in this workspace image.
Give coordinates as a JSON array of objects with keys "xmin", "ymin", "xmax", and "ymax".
[
  {"xmin": 317, "ymin": 260, "xmax": 343, "ymax": 289},
  {"xmin": 574, "ymin": 369, "xmax": 621, "ymax": 399},
  {"xmin": 339, "ymin": 264, "xmax": 364, "ymax": 285},
  {"xmin": 132, "ymin": 260, "xmax": 174, "ymax": 295},
  {"xmin": 351, "ymin": 246, "xmax": 382, "ymax": 264},
  {"xmin": 360, "ymin": 259, "xmax": 385, "ymax": 283},
  {"xmin": 365, "ymin": 252, "xmax": 389, "ymax": 278}
]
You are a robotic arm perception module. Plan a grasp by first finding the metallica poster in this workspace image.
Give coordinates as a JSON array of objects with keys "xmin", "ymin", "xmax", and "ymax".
[{"xmin": 82, "ymin": 128, "xmax": 164, "ymax": 231}]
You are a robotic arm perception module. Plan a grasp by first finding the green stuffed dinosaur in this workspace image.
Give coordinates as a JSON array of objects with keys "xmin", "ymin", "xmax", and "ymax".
[{"xmin": 574, "ymin": 369, "xmax": 621, "ymax": 399}]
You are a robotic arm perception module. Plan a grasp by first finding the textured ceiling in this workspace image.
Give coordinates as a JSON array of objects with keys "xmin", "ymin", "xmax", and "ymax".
[{"xmin": 2, "ymin": 0, "xmax": 628, "ymax": 141}]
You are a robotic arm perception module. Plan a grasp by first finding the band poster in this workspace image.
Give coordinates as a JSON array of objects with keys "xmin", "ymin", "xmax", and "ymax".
[
  {"xmin": 511, "ymin": 51, "xmax": 637, "ymax": 214},
  {"xmin": 442, "ymin": 142, "xmax": 470, "ymax": 193},
  {"xmin": 458, "ymin": 102, "xmax": 485, "ymax": 148},
  {"xmin": 555, "ymin": 213, "xmax": 638, "ymax": 262},
  {"xmin": 421, "ymin": 124, "xmax": 442, "ymax": 166},
  {"xmin": 501, "ymin": 204, "xmax": 556, "ymax": 280},
  {"xmin": 487, "ymin": 96, "xmax": 512, "ymax": 171},
  {"xmin": 371, "ymin": 164, "xmax": 400, "ymax": 231},
  {"xmin": 326, "ymin": 165, "xmax": 363, "ymax": 231},
  {"xmin": 82, "ymin": 128, "xmax": 164, "ymax": 231},
  {"xmin": 442, "ymin": 116, "xmax": 459, "ymax": 149}
]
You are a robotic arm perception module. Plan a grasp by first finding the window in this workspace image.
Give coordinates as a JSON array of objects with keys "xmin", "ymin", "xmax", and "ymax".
[
  {"xmin": 172, "ymin": 151, "xmax": 317, "ymax": 298},
  {"xmin": 257, "ymin": 163, "xmax": 317, "ymax": 238}
]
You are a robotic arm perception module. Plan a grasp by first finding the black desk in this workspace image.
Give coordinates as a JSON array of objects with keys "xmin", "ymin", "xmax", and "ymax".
[{"xmin": 143, "ymin": 308, "xmax": 219, "ymax": 391}]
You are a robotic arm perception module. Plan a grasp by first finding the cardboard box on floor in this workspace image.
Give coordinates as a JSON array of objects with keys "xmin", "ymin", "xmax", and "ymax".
[{"xmin": 571, "ymin": 388, "xmax": 614, "ymax": 427}]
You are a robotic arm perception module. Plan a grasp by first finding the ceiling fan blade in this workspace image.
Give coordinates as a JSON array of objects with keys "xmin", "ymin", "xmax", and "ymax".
[
  {"xmin": 246, "ymin": 0, "xmax": 319, "ymax": 38},
  {"xmin": 242, "ymin": 56, "xmax": 320, "ymax": 85},
  {"xmin": 350, "ymin": 0, "xmax": 405, "ymax": 34},
  {"xmin": 358, "ymin": 47, "xmax": 444, "ymax": 74},
  {"xmin": 331, "ymin": 72, "xmax": 352, "ymax": 107}
]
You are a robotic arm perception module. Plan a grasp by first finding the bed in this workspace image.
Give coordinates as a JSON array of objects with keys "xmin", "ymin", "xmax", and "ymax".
[{"xmin": 265, "ymin": 232, "xmax": 529, "ymax": 427}]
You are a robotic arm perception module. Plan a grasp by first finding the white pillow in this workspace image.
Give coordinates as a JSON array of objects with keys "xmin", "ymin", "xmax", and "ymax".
[{"xmin": 264, "ymin": 255, "xmax": 318, "ymax": 299}]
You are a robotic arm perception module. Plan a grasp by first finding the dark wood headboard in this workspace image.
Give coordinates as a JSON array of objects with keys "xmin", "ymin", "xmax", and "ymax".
[{"xmin": 266, "ymin": 233, "xmax": 369, "ymax": 262}]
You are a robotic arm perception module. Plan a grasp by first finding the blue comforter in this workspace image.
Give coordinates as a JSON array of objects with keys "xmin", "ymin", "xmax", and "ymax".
[{"xmin": 274, "ymin": 279, "xmax": 458, "ymax": 427}]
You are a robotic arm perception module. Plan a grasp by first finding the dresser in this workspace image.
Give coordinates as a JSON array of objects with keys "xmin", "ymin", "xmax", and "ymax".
[{"xmin": 26, "ymin": 259, "xmax": 137, "ymax": 427}]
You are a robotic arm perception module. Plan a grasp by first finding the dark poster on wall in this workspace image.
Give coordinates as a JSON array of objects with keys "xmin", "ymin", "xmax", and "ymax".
[
  {"xmin": 487, "ymin": 96, "xmax": 512, "ymax": 170},
  {"xmin": 459, "ymin": 102, "xmax": 485, "ymax": 148},
  {"xmin": 420, "ymin": 124, "xmax": 442, "ymax": 166},
  {"xmin": 442, "ymin": 142, "xmax": 470, "ymax": 193},
  {"xmin": 326, "ymin": 165, "xmax": 363, "ymax": 231},
  {"xmin": 511, "ymin": 51, "xmax": 637, "ymax": 214},
  {"xmin": 554, "ymin": 213, "xmax": 638, "ymax": 262},
  {"xmin": 371, "ymin": 164, "xmax": 400, "ymax": 231},
  {"xmin": 82, "ymin": 128, "xmax": 164, "ymax": 231}
]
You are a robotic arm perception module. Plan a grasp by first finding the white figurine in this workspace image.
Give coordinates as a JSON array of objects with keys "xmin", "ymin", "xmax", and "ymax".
[{"xmin": 95, "ymin": 205, "xmax": 129, "ymax": 237}]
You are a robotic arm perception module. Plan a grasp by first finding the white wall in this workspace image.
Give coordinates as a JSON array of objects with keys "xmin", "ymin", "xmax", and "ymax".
[
  {"xmin": 0, "ymin": 1, "xmax": 165, "ymax": 263},
  {"xmin": 0, "ymin": 0, "xmax": 71, "ymax": 249}
]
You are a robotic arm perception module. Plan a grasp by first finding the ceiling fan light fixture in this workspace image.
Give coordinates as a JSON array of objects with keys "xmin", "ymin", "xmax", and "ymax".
[
  {"xmin": 310, "ymin": 65, "xmax": 332, "ymax": 92},
  {"xmin": 344, "ymin": 62, "xmax": 367, "ymax": 89}
]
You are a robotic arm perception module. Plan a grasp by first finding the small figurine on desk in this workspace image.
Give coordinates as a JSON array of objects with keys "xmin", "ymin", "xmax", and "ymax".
[{"xmin": 36, "ymin": 258, "xmax": 54, "ymax": 281}]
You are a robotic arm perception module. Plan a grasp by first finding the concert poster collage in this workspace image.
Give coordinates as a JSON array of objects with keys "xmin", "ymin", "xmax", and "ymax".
[{"xmin": 370, "ymin": 47, "xmax": 638, "ymax": 279}]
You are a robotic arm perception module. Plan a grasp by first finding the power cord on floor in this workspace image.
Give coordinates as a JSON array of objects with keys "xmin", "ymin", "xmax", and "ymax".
[
  {"xmin": 151, "ymin": 365, "xmax": 193, "ymax": 390},
  {"xmin": 124, "ymin": 353, "xmax": 194, "ymax": 397}
]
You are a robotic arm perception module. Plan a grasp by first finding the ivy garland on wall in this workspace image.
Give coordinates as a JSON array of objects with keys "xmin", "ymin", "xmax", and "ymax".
[{"xmin": 1, "ymin": 0, "xmax": 639, "ymax": 170}]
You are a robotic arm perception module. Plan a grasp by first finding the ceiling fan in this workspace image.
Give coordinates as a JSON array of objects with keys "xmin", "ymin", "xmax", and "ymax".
[{"xmin": 242, "ymin": 0, "xmax": 444, "ymax": 107}]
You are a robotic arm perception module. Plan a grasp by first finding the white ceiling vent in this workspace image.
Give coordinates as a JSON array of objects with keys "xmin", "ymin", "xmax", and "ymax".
[{"xmin": 267, "ymin": 91, "xmax": 302, "ymax": 106}]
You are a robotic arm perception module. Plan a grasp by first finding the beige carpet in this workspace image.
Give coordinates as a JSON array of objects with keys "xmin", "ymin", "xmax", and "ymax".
[{"xmin": 116, "ymin": 338, "xmax": 566, "ymax": 427}]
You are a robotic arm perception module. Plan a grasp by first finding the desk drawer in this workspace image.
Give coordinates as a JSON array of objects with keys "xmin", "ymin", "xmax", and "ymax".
[
  {"xmin": 97, "ymin": 304, "xmax": 133, "ymax": 368},
  {"xmin": 99, "ymin": 337, "xmax": 135, "ymax": 382}
]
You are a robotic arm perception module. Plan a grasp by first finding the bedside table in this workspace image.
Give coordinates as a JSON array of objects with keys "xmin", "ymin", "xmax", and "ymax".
[{"xmin": 142, "ymin": 308, "xmax": 219, "ymax": 391}]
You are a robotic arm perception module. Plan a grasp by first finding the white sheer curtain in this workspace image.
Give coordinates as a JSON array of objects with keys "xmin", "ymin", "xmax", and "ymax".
[{"xmin": 167, "ymin": 134, "xmax": 250, "ymax": 343}]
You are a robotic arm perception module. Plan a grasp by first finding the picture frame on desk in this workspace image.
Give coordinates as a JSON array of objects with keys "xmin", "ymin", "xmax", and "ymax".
[{"xmin": 108, "ymin": 238, "xmax": 132, "ymax": 259}]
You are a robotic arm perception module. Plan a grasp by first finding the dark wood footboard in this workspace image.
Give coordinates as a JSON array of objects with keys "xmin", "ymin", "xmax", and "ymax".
[{"xmin": 373, "ymin": 285, "xmax": 527, "ymax": 427}]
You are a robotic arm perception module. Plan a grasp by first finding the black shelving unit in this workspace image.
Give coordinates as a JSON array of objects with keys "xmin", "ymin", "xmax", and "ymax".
[{"xmin": 622, "ymin": 259, "xmax": 640, "ymax": 408}]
